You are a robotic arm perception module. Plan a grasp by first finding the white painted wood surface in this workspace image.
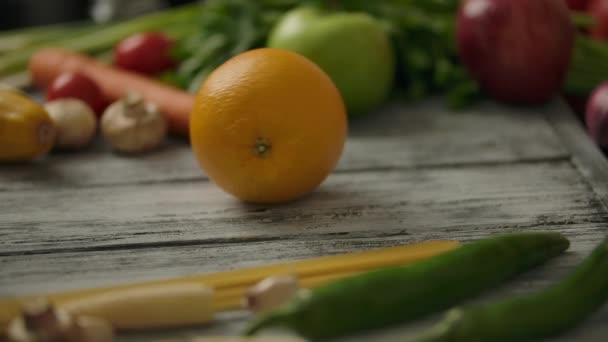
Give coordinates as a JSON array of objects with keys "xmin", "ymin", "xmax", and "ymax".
[{"xmin": 2, "ymin": 98, "xmax": 608, "ymax": 341}]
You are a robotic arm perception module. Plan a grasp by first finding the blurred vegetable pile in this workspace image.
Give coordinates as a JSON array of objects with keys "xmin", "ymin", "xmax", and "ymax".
[
  {"xmin": 0, "ymin": 0, "xmax": 608, "ymax": 150},
  {"xmin": 0, "ymin": 1, "xmax": 602, "ymax": 104}
]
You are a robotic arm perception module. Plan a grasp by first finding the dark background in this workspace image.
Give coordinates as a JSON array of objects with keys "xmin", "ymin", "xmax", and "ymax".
[{"xmin": 0, "ymin": 0, "xmax": 196, "ymax": 30}]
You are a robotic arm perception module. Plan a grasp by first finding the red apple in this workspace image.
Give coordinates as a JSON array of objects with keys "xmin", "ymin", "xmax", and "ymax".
[
  {"xmin": 589, "ymin": 0, "xmax": 608, "ymax": 40},
  {"xmin": 567, "ymin": 0, "xmax": 589, "ymax": 11},
  {"xmin": 456, "ymin": 0, "xmax": 575, "ymax": 104}
]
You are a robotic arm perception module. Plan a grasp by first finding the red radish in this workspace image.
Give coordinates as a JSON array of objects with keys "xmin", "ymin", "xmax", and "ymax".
[
  {"xmin": 30, "ymin": 48, "xmax": 194, "ymax": 137},
  {"xmin": 586, "ymin": 82, "xmax": 608, "ymax": 148},
  {"xmin": 456, "ymin": 0, "xmax": 575, "ymax": 104},
  {"xmin": 567, "ymin": 0, "xmax": 589, "ymax": 10},
  {"xmin": 588, "ymin": 0, "xmax": 608, "ymax": 40},
  {"xmin": 114, "ymin": 32, "xmax": 176, "ymax": 75},
  {"xmin": 46, "ymin": 71, "xmax": 107, "ymax": 116}
]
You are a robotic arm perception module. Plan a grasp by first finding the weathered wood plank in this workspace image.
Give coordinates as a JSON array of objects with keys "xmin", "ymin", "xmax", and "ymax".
[
  {"xmin": 1, "ymin": 160, "xmax": 605, "ymax": 254},
  {"xmin": 2, "ymin": 94, "xmax": 607, "ymax": 341},
  {"xmin": 0, "ymin": 222, "xmax": 603, "ymax": 297},
  {"xmin": 1, "ymin": 226, "xmax": 606, "ymax": 342},
  {"xmin": 544, "ymin": 99, "xmax": 608, "ymax": 210},
  {"xmin": 119, "ymin": 247, "xmax": 608, "ymax": 342},
  {"xmin": 0, "ymin": 100, "xmax": 567, "ymax": 191}
]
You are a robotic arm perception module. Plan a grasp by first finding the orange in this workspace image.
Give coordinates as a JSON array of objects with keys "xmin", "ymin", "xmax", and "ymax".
[{"xmin": 190, "ymin": 48, "xmax": 348, "ymax": 204}]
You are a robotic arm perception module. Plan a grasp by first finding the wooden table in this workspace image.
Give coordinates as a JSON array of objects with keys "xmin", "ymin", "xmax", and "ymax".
[{"xmin": 2, "ymin": 97, "xmax": 608, "ymax": 341}]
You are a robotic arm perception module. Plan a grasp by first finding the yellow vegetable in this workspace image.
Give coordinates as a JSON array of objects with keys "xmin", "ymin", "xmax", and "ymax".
[
  {"xmin": 60, "ymin": 283, "xmax": 214, "ymax": 330},
  {"xmin": 0, "ymin": 88, "xmax": 56, "ymax": 162}
]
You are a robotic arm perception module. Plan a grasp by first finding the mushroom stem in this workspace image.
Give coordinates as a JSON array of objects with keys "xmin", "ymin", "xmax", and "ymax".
[{"xmin": 123, "ymin": 93, "xmax": 147, "ymax": 119}]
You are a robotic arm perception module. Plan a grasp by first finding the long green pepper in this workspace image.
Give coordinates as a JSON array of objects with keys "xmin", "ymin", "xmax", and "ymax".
[
  {"xmin": 408, "ymin": 237, "xmax": 608, "ymax": 342},
  {"xmin": 243, "ymin": 232, "xmax": 569, "ymax": 340}
]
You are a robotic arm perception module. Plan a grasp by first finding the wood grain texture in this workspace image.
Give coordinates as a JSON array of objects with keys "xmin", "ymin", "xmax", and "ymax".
[
  {"xmin": 3, "ymin": 96, "xmax": 608, "ymax": 341},
  {"xmin": 2, "ymin": 160, "xmax": 605, "ymax": 255},
  {"xmin": 0, "ymin": 100, "xmax": 567, "ymax": 191},
  {"xmin": 1, "ymin": 222, "xmax": 604, "ymax": 297},
  {"xmin": 544, "ymin": 99, "xmax": 608, "ymax": 210},
  {"xmin": 114, "ymin": 240, "xmax": 608, "ymax": 342},
  {"xmin": 2, "ymin": 225, "xmax": 606, "ymax": 342}
]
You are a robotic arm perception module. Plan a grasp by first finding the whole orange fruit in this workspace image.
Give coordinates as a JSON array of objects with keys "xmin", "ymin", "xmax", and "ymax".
[{"xmin": 190, "ymin": 48, "xmax": 348, "ymax": 204}]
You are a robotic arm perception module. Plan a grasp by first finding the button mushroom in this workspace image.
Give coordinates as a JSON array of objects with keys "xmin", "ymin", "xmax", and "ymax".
[
  {"xmin": 44, "ymin": 99, "xmax": 97, "ymax": 150},
  {"xmin": 101, "ymin": 93, "xmax": 167, "ymax": 154}
]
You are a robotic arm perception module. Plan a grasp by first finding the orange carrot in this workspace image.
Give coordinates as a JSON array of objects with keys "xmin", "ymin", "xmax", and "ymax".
[{"xmin": 29, "ymin": 47, "xmax": 195, "ymax": 137}]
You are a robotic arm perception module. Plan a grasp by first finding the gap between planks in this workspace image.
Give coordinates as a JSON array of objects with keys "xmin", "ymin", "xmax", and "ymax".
[
  {"xmin": 543, "ymin": 99, "xmax": 608, "ymax": 212},
  {"xmin": 1, "ymin": 216, "xmax": 602, "ymax": 258}
]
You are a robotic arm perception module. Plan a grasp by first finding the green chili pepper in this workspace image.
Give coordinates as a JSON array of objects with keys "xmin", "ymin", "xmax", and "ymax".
[
  {"xmin": 409, "ymin": 237, "xmax": 608, "ymax": 342},
  {"xmin": 243, "ymin": 232, "xmax": 570, "ymax": 341}
]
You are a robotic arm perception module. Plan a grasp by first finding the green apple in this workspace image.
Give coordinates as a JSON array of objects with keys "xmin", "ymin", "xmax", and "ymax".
[{"xmin": 267, "ymin": 6, "xmax": 396, "ymax": 116}]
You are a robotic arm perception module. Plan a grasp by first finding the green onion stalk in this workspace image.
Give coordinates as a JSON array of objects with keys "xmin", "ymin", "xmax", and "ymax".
[{"xmin": 0, "ymin": 3, "xmax": 200, "ymax": 78}]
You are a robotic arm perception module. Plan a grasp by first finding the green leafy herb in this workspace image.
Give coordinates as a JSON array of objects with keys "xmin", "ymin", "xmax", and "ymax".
[{"xmin": 169, "ymin": 0, "xmax": 306, "ymax": 92}]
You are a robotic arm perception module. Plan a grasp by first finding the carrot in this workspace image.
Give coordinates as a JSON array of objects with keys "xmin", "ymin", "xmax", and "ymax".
[{"xmin": 29, "ymin": 47, "xmax": 195, "ymax": 137}]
